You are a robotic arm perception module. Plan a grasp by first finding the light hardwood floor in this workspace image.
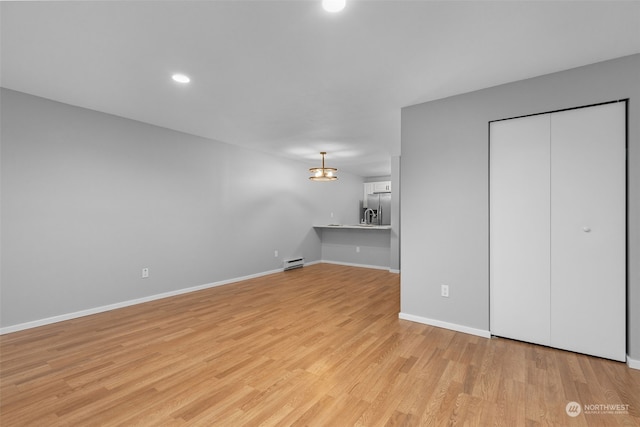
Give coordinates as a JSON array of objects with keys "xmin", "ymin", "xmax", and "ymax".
[{"xmin": 1, "ymin": 264, "xmax": 639, "ymax": 426}]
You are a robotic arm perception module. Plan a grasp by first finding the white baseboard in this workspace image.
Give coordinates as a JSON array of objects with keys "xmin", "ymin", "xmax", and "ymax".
[
  {"xmin": 398, "ymin": 312, "xmax": 491, "ymax": 338},
  {"xmin": 627, "ymin": 355, "xmax": 640, "ymax": 370},
  {"xmin": 321, "ymin": 259, "xmax": 392, "ymax": 271},
  {"xmin": 389, "ymin": 269, "xmax": 400, "ymax": 274},
  {"xmin": 0, "ymin": 267, "xmax": 284, "ymax": 335}
]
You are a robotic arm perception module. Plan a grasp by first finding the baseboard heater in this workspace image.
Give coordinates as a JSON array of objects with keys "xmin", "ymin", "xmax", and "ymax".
[{"xmin": 283, "ymin": 257, "xmax": 305, "ymax": 271}]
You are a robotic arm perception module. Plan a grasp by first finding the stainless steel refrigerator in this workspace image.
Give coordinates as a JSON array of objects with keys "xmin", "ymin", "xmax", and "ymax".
[{"xmin": 364, "ymin": 193, "xmax": 391, "ymax": 225}]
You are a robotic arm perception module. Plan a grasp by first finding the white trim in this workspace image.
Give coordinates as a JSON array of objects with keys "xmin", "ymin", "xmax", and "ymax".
[
  {"xmin": 0, "ymin": 268, "xmax": 283, "ymax": 335},
  {"xmin": 627, "ymin": 355, "xmax": 640, "ymax": 370},
  {"xmin": 389, "ymin": 269, "xmax": 400, "ymax": 274},
  {"xmin": 321, "ymin": 259, "xmax": 391, "ymax": 271},
  {"xmin": 398, "ymin": 312, "xmax": 491, "ymax": 338}
]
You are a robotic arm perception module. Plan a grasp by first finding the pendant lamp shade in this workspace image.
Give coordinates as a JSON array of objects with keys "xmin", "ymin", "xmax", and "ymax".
[{"xmin": 309, "ymin": 152, "xmax": 338, "ymax": 181}]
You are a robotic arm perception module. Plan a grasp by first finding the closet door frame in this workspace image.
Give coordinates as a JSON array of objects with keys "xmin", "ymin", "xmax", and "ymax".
[{"xmin": 489, "ymin": 100, "xmax": 628, "ymax": 361}]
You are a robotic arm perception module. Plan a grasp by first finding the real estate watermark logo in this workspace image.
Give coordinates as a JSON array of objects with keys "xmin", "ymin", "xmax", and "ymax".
[
  {"xmin": 566, "ymin": 401, "xmax": 630, "ymax": 417},
  {"xmin": 565, "ymin": 402, "xmax": 581, "ymax": 417},
  {"xmin": 583, "ymin": 403, "xmax": 630, "ymax": 415}
]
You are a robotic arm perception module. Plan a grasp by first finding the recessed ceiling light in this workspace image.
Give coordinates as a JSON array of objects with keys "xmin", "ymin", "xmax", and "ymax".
[
  {"xmin": 172, "ymin": 73, "xmax": 190, "ymax": 84},
  {"xmin": 322, "ymin": 0, "xmax": 346, "ymax": 13}
]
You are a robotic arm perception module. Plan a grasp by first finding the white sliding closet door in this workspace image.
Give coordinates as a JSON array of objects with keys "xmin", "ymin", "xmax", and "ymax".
[
  {"xmin": 490, "ymin": 102, "xmax": 626, "ymax": 362},
  {"xmin": 490, "ymin": 114, "xmax": 551, "ymax": 346},
  {"xmin": 550, "ymin": 103, "xmax": 626, "ymax": 361}
]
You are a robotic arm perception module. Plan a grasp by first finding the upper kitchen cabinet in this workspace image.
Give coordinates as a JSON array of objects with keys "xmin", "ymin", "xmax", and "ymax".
[{"xmin": 364, "ymin": 181, "xmax": 391, "ymax": 198}]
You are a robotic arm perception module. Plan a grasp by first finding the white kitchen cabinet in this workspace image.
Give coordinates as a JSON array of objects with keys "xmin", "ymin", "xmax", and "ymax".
[
  {"xmin": 363, "ymin": 183, "xmax": 374, "ymax": 201},
  {"xmin": 373, "ymin": 181, "xmax": 391, "ymax": 193},
  {"xmin": 489, "ymin": 102, "xmax": 626, "ymax": 362}
]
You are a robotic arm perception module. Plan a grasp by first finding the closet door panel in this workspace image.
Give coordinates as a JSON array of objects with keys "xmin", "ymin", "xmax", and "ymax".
[
  {"xmin": 550, "ymin": 102, "xmax": 626, "ymax": 361},
  {"xmin": 490, "ymin": 114, "xmax": 551, "ymax": 346}
]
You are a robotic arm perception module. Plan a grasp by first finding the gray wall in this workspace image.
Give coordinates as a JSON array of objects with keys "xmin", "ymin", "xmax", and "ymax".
[
  {"xmin": 401, "ymin": 54, "xmax": 640, "ymax": 360},
  {"xmin": 0, "ymin": 88, "xmax": 363, "ymax": 329}
]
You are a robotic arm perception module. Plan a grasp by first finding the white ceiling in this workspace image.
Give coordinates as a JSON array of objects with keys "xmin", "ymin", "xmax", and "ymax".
[{"xmin": 2, "ymin": 1, "xmax": 639, "ymax": 177}]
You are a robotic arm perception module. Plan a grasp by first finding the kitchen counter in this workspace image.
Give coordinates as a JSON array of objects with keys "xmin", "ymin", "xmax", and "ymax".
[{"xmin": 313, "ymin": 224, "xmax": 391, "ymax": 230}]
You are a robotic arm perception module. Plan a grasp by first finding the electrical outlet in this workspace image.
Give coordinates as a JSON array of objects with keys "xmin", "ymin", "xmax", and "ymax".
[
  {"xmin": 441, "ymin": 284, "xmax": 449, "ymax": 298},
  {"xmin": 356, "ymin": 246, "xmax": 360, "ymax": 253},
  {"xmin": 274, "ymin": 250, "xmax": 278, "ymax": 257},
  {"xmin": 142, "ymin": 268, "xmax": 149, "ymax": 279}
]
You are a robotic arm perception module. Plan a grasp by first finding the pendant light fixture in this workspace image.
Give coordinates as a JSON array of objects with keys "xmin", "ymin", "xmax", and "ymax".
[{"xmin": 309, "ymin": 152, "xmax": 338, "ymax": 181}]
